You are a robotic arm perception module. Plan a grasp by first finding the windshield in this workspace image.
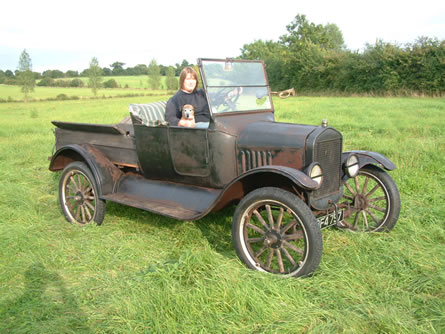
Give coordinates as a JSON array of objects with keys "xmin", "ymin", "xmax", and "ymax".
[{"xmin": 200, "ymin": 60, "xmax": 273, "ymax": 114}]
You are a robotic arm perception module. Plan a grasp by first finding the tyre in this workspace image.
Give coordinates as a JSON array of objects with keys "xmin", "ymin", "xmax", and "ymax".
[
  {"xmin": 232, "ymin": 187, "xmax": 322, "ymax": 277},
  {"xmin": 59, "ymin": 161, "xmax": 106, "ymax": 225},
  {"xmin": 340, "ymin": 165, "xmax": 400, "ymax": 232}
]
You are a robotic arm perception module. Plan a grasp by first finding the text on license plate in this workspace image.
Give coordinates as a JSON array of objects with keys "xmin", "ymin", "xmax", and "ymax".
[{"xmin": 317, "ymin": 209, "xmax": 344, "ymax": 228}]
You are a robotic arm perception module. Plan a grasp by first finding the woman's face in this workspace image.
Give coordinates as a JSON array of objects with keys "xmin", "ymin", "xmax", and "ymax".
[{"xmin": 182, "ymin": 73, "xmax": 197, "ymax": 93}]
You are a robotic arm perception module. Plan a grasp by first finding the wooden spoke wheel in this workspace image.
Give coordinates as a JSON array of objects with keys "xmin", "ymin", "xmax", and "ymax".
[
  {"xmin": 59, "ymin": 162, "xmax": 106, "ymax": 225},
  {"xmin": 340, "ymin": 165, "xmax": 400, "ymax": 232},
  {"xmin": 233, "ymin": 187, "xmax": 322, "ymax": 277}
]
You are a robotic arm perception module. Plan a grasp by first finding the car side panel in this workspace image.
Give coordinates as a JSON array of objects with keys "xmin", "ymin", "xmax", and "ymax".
[
  {"xmin": 134, "ymin": 124, "xmax": 238, "ymax": 189},
  {"xmin": 133, "ymin": 124, "xmax": 176, "ymax": 180}
]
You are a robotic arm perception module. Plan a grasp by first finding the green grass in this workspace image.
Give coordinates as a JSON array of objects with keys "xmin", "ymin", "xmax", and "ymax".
[
  {"xmin": 48, "ymin": 75, "xmax": 173, "ymax": 89},
  {"xmin": 0, "ymin": 96, "xmax": 444, "ymax": 333},
  {"xmin": 0, "ymin": 79, "xmax": 175, "ymax": 102},
  {"xmin": 88, "ymin": 75, "xmax": 173, "ymax": 89}
]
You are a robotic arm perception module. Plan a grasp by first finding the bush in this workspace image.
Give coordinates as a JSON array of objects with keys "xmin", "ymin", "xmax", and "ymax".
[
  {"xmin": 54, "ymin": 80, "xmax": 70, "ymax": 87},
  {"xmin": 3, "ymin": 78, "xmax": 17, "ymax": 85},
  {"xmin": 103, "ymin": 79, "xmax": 118, "ymax": 88},
  {"xmin": 70, "ymin": 78, "xmax": 84, "ymax": 87},
  {"xmin": 37, "ymin": 77, "xmax": 55, "ymax": 86}
]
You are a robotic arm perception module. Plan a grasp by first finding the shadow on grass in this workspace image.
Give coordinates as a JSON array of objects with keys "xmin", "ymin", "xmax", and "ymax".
[
  {"xmin": 106, "ymin": 201, "xmax": 237, "ymax": 258},
  {"xmin": 195, "ymin": 206, "xmax": 236, "ymax": 257},
  {"xmin": 0, "ymin": 262, "xmax": 91, "ymax": 333}
]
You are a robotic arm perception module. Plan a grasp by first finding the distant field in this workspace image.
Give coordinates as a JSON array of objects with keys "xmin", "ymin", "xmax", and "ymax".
[
  {"xmin": 1, "ymin": 75, "xmax": 176, "ymax": 102},
  {"xmin": 0, "ymin": 96, "xmax": 444, "ymax": 333},
  {"xmin": 91, "ymin": 75, "xmax": 174, "ymax": 89},
  {"xmin": 46, "ymin": 75, "xmax": 174, "ymax": 89}
]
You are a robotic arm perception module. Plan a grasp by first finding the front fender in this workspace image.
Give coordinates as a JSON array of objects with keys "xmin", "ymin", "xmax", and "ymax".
[
  {"xmin": 342, "ymin": 150, "xmax": 396, "ymax": 171},
  {"xmin": 235, "ymin": 165, "xmax": 319, "ymax": 190},
  {"xmin": 218, "ymin": 165, "xmax": 319, "ymax": 205},
  {"xmin": 208, "ymin": 165, "xmax": 318, "ymax": 213},
  {"xmin": 49, "ymin": 144, "xmax": 123, "ymax": 197}
]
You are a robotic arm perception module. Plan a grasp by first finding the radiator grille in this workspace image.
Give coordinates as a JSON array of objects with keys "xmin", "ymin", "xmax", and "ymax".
[
  {"xmin": 312, "ymin": 138, "xmax": 342, "ymax": 199},
  {"xmin": 240, "ymin": 150, "xmax": 273, "ymax": 173}
]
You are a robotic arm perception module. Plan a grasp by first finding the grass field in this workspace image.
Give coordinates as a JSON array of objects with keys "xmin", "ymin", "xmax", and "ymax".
[
  {"xmin": 66, "ymin": 75, "xmax": 172, "ymax": 89},
  {"xmin": 42, "ymin": 75, "xmax": 173, "ymax": 90},
  {"xmin": 0, "ymin": 93, "xmax": 444, "ymax": 333},
  {"xmin": 0, "ymin": 76, "xmax": 175, "ymax": 102}
]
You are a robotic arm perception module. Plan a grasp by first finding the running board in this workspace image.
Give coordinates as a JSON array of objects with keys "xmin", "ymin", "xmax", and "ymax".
[{"xmin": 102, "ymin": 173, "xmax": 221, "ymax": 220}]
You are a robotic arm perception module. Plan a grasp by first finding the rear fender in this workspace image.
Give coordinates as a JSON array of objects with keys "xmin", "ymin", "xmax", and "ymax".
[
  {"xmin": 49, "ymin": 144, "xmax": 123, "ymax": 197},
  {"xmin": 342, "ymin": 150, "xmax": 396, "ymax": 174}
]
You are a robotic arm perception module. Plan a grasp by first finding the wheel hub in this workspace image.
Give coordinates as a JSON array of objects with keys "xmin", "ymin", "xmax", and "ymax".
[
  {"xmin": 264, "ymin": 230, "xmax": 282, "ymax": 249},
  {"xmin": 354, "ymin": 194, "xmax": 368, "ymax": 210},
  {"xmin": 74, "ymin": 191, "xmax": 84, "ymax": 203}
]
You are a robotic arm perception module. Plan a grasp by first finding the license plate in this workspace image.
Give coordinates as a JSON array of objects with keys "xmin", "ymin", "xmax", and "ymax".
[{"xmin": 317, "ymin": 209, "xmax": 344, "ymax": 228}]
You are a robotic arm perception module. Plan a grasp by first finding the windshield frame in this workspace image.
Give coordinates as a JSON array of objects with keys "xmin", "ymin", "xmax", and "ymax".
[{"xmin": 198, "ymin": 58, "xmax": 275, "ymax": 116}]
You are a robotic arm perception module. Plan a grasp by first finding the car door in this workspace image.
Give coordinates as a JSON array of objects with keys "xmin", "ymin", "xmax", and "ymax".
[{"xmin": 168, "ymin": 127, "xmax": 210, "ymax": 177}]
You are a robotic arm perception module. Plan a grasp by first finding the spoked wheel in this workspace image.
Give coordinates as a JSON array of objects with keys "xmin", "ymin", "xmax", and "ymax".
[
  {"xmin": 59, "ymin": 161, "xmax": 106, "ymax": 225},
  {"xmin": 340, "ymin": 165, "xmax": 400, "ymax": 232},
  {"xmin": 233, "ymin": 187, "xmax": 322, "ymax": 277}
]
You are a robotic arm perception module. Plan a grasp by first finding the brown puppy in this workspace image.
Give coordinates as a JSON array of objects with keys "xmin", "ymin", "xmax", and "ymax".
[{"xmin": 181, "ymin": 104, "xmax": 195, "ymax": 122}]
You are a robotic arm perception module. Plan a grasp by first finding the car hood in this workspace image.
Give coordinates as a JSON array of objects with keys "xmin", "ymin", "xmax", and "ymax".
[{"xmin": 237, "ymin": 121, "xmax": 318, "ymax": 150}]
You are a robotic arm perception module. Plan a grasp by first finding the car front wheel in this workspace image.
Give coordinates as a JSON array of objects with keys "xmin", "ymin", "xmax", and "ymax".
[{"xmin": 232, "ymin": 187, "xmax": 322, "ymax": 277}]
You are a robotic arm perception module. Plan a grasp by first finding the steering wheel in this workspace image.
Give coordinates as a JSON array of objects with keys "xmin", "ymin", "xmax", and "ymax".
[{"xmin": 210, "ymin": 88, "xmax": 241, "ymax": 112}]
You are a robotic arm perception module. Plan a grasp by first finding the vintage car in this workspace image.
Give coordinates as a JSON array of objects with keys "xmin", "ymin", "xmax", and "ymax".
[{"xmin": 49, "ymin": 58, "xmax": 401, "ymax": 277}]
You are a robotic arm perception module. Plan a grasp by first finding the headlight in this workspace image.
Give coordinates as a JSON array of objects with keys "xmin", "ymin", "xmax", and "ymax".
[
  {"xmin": 308, "ymin": 163, "xmax": 323, "ymax": 185},
  {"xmin": 345, "ymin": 154, "xmax": 360, "ymax": 177}
]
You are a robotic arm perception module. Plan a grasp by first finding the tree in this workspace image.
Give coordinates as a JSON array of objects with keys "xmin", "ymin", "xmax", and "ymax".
[
  {"xmin": 65, "ymin": 70, "xmax": 79, "ymax": 78},
  {"xmin": 102, "ymin": 67, "xmax": 112, "ymax": 76},
  {"xmin": 110, "ymin": 62, "xmax": 125, "ymax": 76},
  {"xmin": 88, "ymin": 57, "xmax": 103, "ymax": 96},
  {"xmin": 280, "ymin": 14, "xmax": 344, "ymax": 51},
  {"xmin": 17, "ymin": 49, "xmax": 35, "ymax": 102},
  {"xmin": 240, "ymin": 39, "xmax": 289, "ymax": 90},
  {"xmin": 165, "ymin": 66, "xmax": 178, "ymax": 90},
  {"xmin": 174, "ymin": 59, "xmax": 191, "ymax": 75},
  {"xmin": 147, "ymin": 59, "xmax": 161, "ymax": 90},
  {"xmin": 80, "ymin": 69, "xmax": 89, "ymax": 77},
  {"xmin": 133, "ymin": 64, "xmax": 148, "ymax": 75},
  {"xmin": 126, "ymin": 64, "xmax": 148, "ymax": 76},
  {"xmin": 4, "ymin": 70, "xmax": 15, "ymax": 78},
  {"xmin": 42, "ymin": 69, "xmax": 65, "ymax": 78}
]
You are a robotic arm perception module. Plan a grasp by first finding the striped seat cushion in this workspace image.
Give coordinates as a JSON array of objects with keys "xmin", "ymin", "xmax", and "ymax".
[{"xmin": 129, "ymin": 101, "xmax": 168, "ymax": 126}]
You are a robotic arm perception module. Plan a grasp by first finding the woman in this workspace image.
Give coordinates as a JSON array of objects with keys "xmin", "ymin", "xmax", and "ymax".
[{"xmin": 165, "ymin": 67, "xmax": 210, "ymax": 128}]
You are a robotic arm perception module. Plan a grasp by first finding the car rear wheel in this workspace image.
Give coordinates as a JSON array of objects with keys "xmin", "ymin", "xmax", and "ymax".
[
  {"xmin": 340, "ymin": 165, "xmax": 400, "ymax": 232},
  {"xmin": 232, "ymin": 187, "xmax": 322, "ymax": 277},
  {"xmin": 59, "ymin": 161, "xmax": 106, "ymax": 225}
]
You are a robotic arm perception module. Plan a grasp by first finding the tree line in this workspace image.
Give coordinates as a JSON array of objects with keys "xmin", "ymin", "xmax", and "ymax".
[
  {"xmin": 240, "ymin": 15, "xmax": 444, "ymax": 96},
  {"xmin": 1, "ymin": 53, "xmax": 181, "ymax": 100},
  {"xmin": 83, "ymin": 58, "xmax": 180, "ymax": 96},
  {"xmin": 0, "ymin": 59, "xmax": 192, "ymax": 83}
]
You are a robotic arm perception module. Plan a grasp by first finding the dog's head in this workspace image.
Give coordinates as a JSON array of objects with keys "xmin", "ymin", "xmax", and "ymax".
[{"xmin": 182, "ymin": 104, "xmax": 195, "ymax": 120}]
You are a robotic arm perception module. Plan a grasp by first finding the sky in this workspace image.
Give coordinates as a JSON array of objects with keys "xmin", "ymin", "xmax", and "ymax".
[{"xmin": 1, "ymin": 0, "xmax": 444, "ymax": 73}]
